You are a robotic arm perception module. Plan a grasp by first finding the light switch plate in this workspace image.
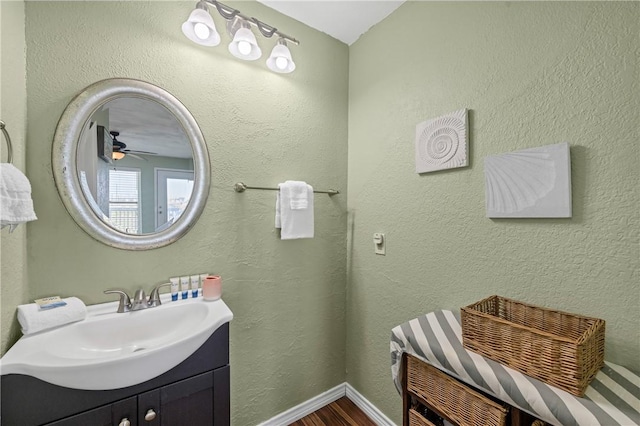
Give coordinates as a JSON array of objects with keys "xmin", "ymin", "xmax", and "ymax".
[{"xmin": 373, "ymin": 233, "xmax": 385, "ymax": 255}]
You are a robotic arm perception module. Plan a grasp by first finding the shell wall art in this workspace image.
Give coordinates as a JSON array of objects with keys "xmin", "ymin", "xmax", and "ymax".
[
  {"xmin": 484, "ymin": 142, "xmax": 572, "ymax": 218},
  {"xmin": 415, "ymin": 109, "xmax": 468, "ymax": 173}
]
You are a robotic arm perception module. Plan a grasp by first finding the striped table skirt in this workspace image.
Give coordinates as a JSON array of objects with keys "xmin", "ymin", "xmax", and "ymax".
[{"xmin": 390, "ymin": 310, "xmax": 639, "ymax": 426}]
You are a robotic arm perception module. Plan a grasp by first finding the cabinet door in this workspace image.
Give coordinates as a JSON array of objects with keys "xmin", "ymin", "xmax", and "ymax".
[
  {"xmin": 137, "ymin": 371, "xmax": 217, "ymax": 426},
  {"xmin": 44, "ymin": 405, "xmax": 111, "ymax": 426},
  {"xmin": 138, "ymin": 388, "xmax": 160, "ymax": 426},
  {"xmin": 213, "ymin": 365, "xmax": 230, "ymax": 426},
  {"xmin": 45, "ymin": 396, "xmax": 136, "ymax": 426},
  {"xmin": 159, "ymin": 371, "xmax": 214, "ymax": 426},
  {"xmin": 112, "ymin": 397, "xmax": 138, "ymax": 426}
]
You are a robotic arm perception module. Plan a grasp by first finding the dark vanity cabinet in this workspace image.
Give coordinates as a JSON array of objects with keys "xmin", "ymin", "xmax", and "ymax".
[
  {"xmin": 45, "ymin": 397, "xmax": 138, "ymax": 426},
  {"xmin": 1, "ymin": 323, "xmax": 230, "ymax": 426}
]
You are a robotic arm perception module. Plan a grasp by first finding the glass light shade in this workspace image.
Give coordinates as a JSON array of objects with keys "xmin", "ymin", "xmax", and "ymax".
[
  {"xmin": 112, "ymin": 151, "xmax": 125, "ymax": 161},
  {"xmin": 181, "ymin": 8, "xmax": 221, "ymax": 46},
  {"xmin": 228, "ymin": 27, "xmax": 262, "ymax": 61},
  {"xmin": 266, "ymin": 41, "xmax": 296, "ymax": 73}
]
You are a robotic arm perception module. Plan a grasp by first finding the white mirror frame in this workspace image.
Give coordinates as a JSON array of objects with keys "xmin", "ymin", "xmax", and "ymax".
[{"xmin": 52, "ymin": 78, "xmax": 210, "ymax": 250}]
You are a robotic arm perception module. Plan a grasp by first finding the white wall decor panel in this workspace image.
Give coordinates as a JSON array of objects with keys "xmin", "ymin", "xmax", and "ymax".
[
  {"xmin": 415, "ymin": 108, "xmax": 468, "ymax": 173},
  {"xmin": 484, "ymin": 142, "xmax": 572, "ymax": 218}
]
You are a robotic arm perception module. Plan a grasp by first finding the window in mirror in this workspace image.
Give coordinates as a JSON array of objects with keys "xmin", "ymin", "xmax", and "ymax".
[{"xmin": 109, "ymin": 168, "xmax": 141, "ymax": 234}]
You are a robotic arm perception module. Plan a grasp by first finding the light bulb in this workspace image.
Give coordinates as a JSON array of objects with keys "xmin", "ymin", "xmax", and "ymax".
[
  {"xmin": 267, "ymin": 40, "xmax": 295, "ymax": 73},
  {"xmin": 181, "ymin": 3, "xmax": 220, "ymax": 47},
  {"xmin": 193, "ymin": 22, "xmax": 210, "ymax": 40},
  {"xmin": 237, "ymin": 40, "xmax": 252, "ymax": 56},
  {"xmin": 275, "ymin": 56, "xmax": 288, "ymax": 70}
]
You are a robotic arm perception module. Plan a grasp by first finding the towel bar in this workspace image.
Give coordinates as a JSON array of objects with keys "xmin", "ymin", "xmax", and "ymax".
[
  {"xmin": 0, "ymin": 120, "xmax": 14, "ymax": 164},
  {"xmin": 234, "ymin": 182, "xmax": 339, "ymax": 195}
]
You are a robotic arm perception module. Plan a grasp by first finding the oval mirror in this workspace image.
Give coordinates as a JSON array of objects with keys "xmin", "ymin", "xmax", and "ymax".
[{"xmin": 52, "ymin": 78, "xmax": 210, "ymax": 250}]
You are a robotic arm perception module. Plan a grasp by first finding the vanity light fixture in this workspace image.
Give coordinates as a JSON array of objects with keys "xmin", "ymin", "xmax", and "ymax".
[
  {"xmin": 181, "ymin": 0, "xmax": 299, "ymax": 72},
  {"xmin": 228, "ymin": 17, "xmax": 261, "ymax": 61},
  {"xmin": 266, "ymin": 38, "xmax": 296, "ymax": 73},
  {"xmin": 181, "ymin": 0, "xmax": 221, "ymax": 46}
]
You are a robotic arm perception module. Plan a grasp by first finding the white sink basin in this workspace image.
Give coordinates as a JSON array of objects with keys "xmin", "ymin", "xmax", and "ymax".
[{"xmin": 0, "ymin": 295, "xmax": 232, "ymax": 390}]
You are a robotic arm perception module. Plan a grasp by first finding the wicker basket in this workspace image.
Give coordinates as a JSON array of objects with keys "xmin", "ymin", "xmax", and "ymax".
[
  {"xmin": 408, "ymin": 409, "xmax": 436, "ymax": 426},
  {"xmin": 461, "ymin": 295, "xmax": 605, "ymax": 397},
  {"xmin": 407, "ymin": 355, "xmax": 508, "ymax": 426}
]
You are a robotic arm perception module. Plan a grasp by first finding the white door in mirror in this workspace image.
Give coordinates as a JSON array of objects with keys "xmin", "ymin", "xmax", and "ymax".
[{"xmin": 156, "ymin": 169, "xmax": 194, "ymax": 231}]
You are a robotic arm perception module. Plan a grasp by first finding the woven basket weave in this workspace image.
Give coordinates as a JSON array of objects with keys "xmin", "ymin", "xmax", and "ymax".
[
  {"xmin": 408, "ymin": 409, "xmax": 436, "ymax": 426},
  {"xmin": 461, "ymin": 295, "xmax": 605, "ymax": 397},
  {"xmin": 407, "ymin": 355, "xmax": 508, "ymax": 426}
]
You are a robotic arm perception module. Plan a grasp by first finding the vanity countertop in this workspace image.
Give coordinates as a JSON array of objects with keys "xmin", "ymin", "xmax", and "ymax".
[{"xmin": 1, "ymin": 295, "xmax": 233, "ymax": 390}]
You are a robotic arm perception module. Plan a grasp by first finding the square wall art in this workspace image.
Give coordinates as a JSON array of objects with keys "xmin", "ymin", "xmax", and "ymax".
[
  {"xmin": 484, "ymin": 142, "xmax": 572, "ymax": 218},
  {"xmin": 415, "ymin": 108, "xmax": 468, "ymax": 173}
]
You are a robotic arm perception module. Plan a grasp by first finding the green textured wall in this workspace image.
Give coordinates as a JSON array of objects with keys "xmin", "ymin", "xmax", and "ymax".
[
  {"xmin": 23, "ymin": 2, "xmax": 348, "ymax": 425},
  {"xmin": 6, "ymin": 1, "xmax": 639, "ymax": 425},
  {"xmin": 347, "ymin": 2, "xmax": 639, "ymax": 423},
  {"xmin": 0, "ymin": 0, "xmax": 29, "ymax": 355}
]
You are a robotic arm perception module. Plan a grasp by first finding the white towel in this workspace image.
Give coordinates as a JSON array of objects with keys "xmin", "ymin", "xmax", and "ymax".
[
  {"xmin": 275, "ymin": 181, "xmax": 314, "ymax": 240},
  {"xmin": 0, "ymin": 163, "xmax": 37, "ymax": 233},
  {"xmin": 285, "ymin": 181, "xmax": 309, "ymax": 210},
  {"xmin": 17, "ymin": 297, "xmax": 87, "ymax": 335}
]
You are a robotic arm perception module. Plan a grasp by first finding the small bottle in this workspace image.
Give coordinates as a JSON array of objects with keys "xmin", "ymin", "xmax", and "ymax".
[
  {"xmin": 180, "ymin": 276, "xmax": 189, "ymax": 300},
  {"xmin": 203, "ymin": 275, "xmax": 222, "ymax": 301},
  {"xmin": 190, "ymin": 274, "xmax": 200, "ymax": 298},
  {"xmin": 170, "ymin": 277, "xmax": 179, "ymax": 301}
]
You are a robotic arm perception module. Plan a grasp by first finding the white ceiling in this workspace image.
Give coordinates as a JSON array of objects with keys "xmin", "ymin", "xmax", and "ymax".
[
  {"xmin": 257, "ymin": 0, "xmax": 405, "ymax": 45},
  {"xmin": 106, "ymin": 98, "xmax": 192, "ymax": 160}
]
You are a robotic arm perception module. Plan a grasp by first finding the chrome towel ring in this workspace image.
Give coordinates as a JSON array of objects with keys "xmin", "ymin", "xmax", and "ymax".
[{"xmin": 0, "ymin": 120, "xmax": 14, "ymax": 164}]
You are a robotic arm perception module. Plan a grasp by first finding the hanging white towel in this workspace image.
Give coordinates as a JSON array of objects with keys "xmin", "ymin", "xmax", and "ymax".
[
  {"xmin": 17, "ymin": 297, "xmax": 87, "ymax": 335},
  {"xmin": 286, "ymin": 181, "xmax": 309, "ymax": 210},
  {"xmin": 275, "ymin": 181, "xmax": 314, "ymax": 240},
  {"xmin": 0, "ymin": 163, "xmax": 37, "ymax": 232},
  {"xmin": 275, "ymin": 190, "xmax": 282, "ymax": 228}
]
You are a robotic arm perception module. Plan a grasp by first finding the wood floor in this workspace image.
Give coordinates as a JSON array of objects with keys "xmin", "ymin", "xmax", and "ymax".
[{"xmin": 288, "ymin": 397, "xmax": 376, "ymax": 426}]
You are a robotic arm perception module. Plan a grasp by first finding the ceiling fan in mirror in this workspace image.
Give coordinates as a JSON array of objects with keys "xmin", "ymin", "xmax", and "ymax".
[{"xmin": 110, "ymin": 131, "xmax": 158, "ymax": 161}]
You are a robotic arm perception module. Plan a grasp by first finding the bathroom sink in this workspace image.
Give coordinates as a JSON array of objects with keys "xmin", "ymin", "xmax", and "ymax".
[{"xmin": 0, "ymin": 295, "xmax": 233, "ymax": 390}]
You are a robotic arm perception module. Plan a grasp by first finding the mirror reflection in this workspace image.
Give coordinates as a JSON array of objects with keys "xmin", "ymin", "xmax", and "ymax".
[{"xmin": 77, "ymin": 97, "xmax": 194, "ymax": 235}]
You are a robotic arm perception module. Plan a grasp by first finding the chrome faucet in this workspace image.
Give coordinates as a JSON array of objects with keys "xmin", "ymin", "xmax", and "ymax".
[
  {"xmin": 103, "ymin": 290, "xmax": 132, "ymax": 313},
  {"xmin": 148, "ymin": 283, "xmax": 171, "ymax": 308},
  {"xmin": 104, "ymin": 283, "xmax": 172, "ymax": 313},
  {"xmin": 131, "ymin": 289, "xmax": 149, "ymax": 311}
]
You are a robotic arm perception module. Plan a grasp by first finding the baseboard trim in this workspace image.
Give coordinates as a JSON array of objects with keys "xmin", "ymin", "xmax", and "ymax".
[
  {"xmin": 257, "ymin": 382, "xmax": 397, "ymax": 426},
  {"xmin": 257, "ymin": 383, "xmax": 346, "ymax": 426},
  {"xmin": 345, "ymin": 383, "xmax": 396, "ymax": 426}
]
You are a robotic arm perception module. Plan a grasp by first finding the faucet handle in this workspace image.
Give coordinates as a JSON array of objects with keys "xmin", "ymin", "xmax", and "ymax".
[
  {"xmin": 148, "ymin": 283, "xmax": 171, "ymax": 307},
  {"xmin": 104, "ymin": 290, "xmax": 132, "ymax": 313}
]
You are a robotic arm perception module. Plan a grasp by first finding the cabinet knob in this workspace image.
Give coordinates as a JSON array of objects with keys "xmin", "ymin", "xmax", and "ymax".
[
  {"xmin": 144, "ymin": 409, "xmax": 157, "ymax": 421},
  {"xmin": 118, "ymin": 419, "xmax": 131, "ymax": 426}
]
